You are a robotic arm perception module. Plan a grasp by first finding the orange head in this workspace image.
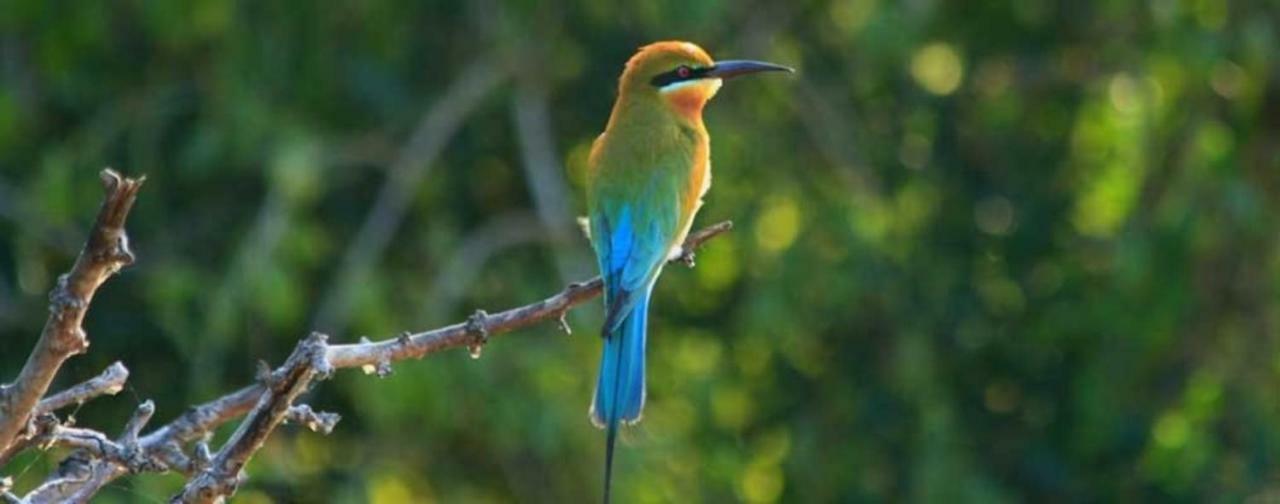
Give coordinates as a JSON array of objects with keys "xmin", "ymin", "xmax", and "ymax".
[{"xmin": 615, "ymin": 41, "xmax": 792, "ymax": 121}]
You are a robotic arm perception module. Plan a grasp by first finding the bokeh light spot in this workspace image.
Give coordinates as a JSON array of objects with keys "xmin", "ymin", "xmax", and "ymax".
[
  {"xmin": 757, "ymin": 428, "xmax": 792, "ymax": 465},
  {"xmin": 1210, "ymin": 61, "xmax": 1246, "ymax": 99},
  {"xmin": 712, "ymin": 385, "xmax": 753, "ymax": 431},
  {"xmin": 368, "ymin": 474, "xmax": 415, "ymax": 504},
  {"xmin": 976, "ymin": 273, "xmax": 1025, "ymax": 316},
  {"xmin": 911, "ymin": 43, "xmax": 965, "ymax": 95},
  {"xmin": 974, "ymin": 59, "xmax": 1013, "ymax": 98},
  {"xmin": 1192, "ymin": 120, "xmax": 1233, "ymax": 165},
  {"xmin": 1192, "ymin": 0, "xmax": 1227, "ymax": 30},
  {"xmin": 898, "ymin": 132, "xmax": 932, "ymax": 170},
  {"xmin": 755, "ymin": 195, "xmax": 802, "ymax": 254},
  {"xmin": 829, "ymin": 0, "xmax": 878, "ymax": 35},
  {"xmin": 739, "ymin": 459, "xmax": 785, "ymax": 503},
  {"xmin": 1154, "ymin": 412, "xmax": 1190, "ymax": 449},
  {"xmin": 236, "ymin": 490, "xmax": 275, "ymax": 504},
  {"xmin": 974, "ymin": 196, "xmax": 1015, "ymax": 236},
  {"xmin": 695, "ymin": 238, "xmax": 741, "ymax": 291},
  {"xmin": 984, "ymin": 381, "xmax": 1021, "ymax": 414},
  {"xmin": 1108, "ymin": 74, "xmax": 1140, "ymax": 114},
  {"xmin": 735, "ymin": 336, "xmax": 773, "ymax": 378},
  {"xmin": 675, "ymin": 333, "xmax": 723, "ymax": 377},
  {"xmin": 565, "ymin": 137, "xmax": 594, "ymax": 189}
]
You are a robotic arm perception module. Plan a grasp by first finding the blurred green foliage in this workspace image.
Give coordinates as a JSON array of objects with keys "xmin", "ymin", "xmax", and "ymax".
[{"xmin": 2, "ymin": 0, "xmax": 1279, "ymax": 502}]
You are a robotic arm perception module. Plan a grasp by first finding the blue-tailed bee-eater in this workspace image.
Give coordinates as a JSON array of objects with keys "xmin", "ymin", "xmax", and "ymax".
[{"xmin": 586, "ymin": 41, "xmax": 792, "ymax": 502}]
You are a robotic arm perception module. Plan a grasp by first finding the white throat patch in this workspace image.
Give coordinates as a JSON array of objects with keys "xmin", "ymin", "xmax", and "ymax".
[{"xmin": 658, "ymin": 78, "xmax": 723, "ymax": 97}]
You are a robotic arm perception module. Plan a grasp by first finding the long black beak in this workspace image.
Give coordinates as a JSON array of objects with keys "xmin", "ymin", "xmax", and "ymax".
[{"xmin": 706, "ymin": 60, "xmax": 795, "ymax": 79}]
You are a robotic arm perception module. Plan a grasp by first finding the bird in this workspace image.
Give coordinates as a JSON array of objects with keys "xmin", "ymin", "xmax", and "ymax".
[{"xmin": 585, "ymin": 41, "xmax": 792, "ymax": 502}]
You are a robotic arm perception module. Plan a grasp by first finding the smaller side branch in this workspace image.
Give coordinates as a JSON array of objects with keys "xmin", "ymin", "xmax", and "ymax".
[
  {"xmin": 1, "ymin": 476, "xmax": 16, "ymax": 504},
  {"xmin": 23, "ymin": 401, "xmax": 164, "ymax": 504},
  {"xmin": 36, "ymin": 362, "xmax": 129, "ymax": 416},
  {"xmin": 0, "ymin": 362, "xmax": 130, "ymax": 464},
  {"xmin": 0, "ymin": 169, "xmax": 145, "ymax": 455},
  {"xmin": 284, "ymin": 405, "xmax": 340, "ymax": 435},
  {"xmin": 172, "ymin": 333, "xmax": 330, "ymax": 503}
]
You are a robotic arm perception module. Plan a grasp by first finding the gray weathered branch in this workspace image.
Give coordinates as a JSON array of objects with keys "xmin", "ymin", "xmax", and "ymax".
[
  {"xmin": 284, "ymin": 404, "xmax": 341, "ymax": 435},
  {"xmin": 36, "ymin": 362, "xmax": 129, "ymax": 416},
  {"xmin": 0, "ymin": 169, "xmax": 144, "ymax": 458},
  {"xmin": 22, "ymin": 401, "xmax": 164, "ymax": 504},
  {"xmin": 0, "ymin": 362, "xmax": 130, "ymax": 463},
  {"xmin": 325, "ymin": 220, "xmax": 732, "ymax": 369},
  {"xmin": 173, "ymin": 333, "xmax": 330, "ymax": 503},
  {"xmin": 165, "ymin": 221, "xmax": 728, "ymax": 502},
  {"xmin": 14, "ymin": 219, "xmax": 732, "ymax": 502}
]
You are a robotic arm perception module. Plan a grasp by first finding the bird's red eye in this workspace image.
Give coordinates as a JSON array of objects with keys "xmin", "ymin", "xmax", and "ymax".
[{"xmin": 677, "ymin": 66, "xmax": 691, "ymax": 78}]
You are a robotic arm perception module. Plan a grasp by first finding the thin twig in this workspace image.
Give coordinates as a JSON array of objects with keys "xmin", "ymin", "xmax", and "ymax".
[
  {"xmin": 283, "ymin": 404, "xmax": 341, "ymax": 435},
  {"xmin": 0, "ymin": 362, "xmax": 131, "ymax": 464},
  {"xmin": 0, "ymin": 169, "xmax": 145, "ymax": 457},
  {"xmin": 35, "ymin": 362, "xmax": 129, "ymax": 416},
  {"xmin": 23, "ymin": 401, "xmax": 166, "ymax": 504},
  {"xmin": 0, "ymin": 476, "xmax": 16, "ymax": 504}
]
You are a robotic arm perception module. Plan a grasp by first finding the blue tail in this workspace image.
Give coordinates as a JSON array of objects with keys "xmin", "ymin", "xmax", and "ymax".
[{"xmin": 592, "ymin": 288, "xmax": 651, "ymax": 503}]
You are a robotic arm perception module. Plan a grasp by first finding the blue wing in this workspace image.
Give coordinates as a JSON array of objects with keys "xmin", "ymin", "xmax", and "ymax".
[
  {"xmin": 588, "ymin": 201, "xmax": 673, "ymax": 420},
  {"xmin": 591, "ymin": 204, "xmax": 672, "ymax": 334}
]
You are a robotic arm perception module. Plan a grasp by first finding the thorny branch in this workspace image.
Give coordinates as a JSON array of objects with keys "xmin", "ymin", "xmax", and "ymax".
[{"xmin": 0, "ymin": 168, "xmax": 732, "ymax": 504}]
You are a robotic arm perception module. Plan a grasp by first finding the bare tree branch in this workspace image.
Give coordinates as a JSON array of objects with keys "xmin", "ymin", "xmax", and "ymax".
[
  {"xmin": 170, "ymin": 221, "xmax": 731, "ymax": 502},
  {"xmin": 0, "ymin": 169, "xmax": 145, "ymax": 456},
  {"xmin": 284, "ymin": 404, "xmax": 341, "ymax": 435},
  {"xmin": 15, "ymin": 218, "xmax": 732, "ymax": 502},
  {"xmin": 23, "ymin": 401, "xmax": 166, "ymax": 504},
  {"xmin": 173, "ymin": 333, "xmax": 330, "ymax": 503},
  {"xmin": 35, "ymin": 362, "xmax": 129, "ymax": 416},
  {"xmin": 0, "ymin": 476, "xmax": 16, "ymax": 504},
  {"xmin": 0, "ymin": 362, "xmax": 132, "ymax": 465},
  {"xmin": 325, "ymin": 221, "xmax": 732, "ymax": 369}
]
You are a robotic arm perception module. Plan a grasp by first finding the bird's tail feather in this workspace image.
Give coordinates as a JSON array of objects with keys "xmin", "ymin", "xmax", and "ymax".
[
  {"xmin": 604, "ymin": 419, "xmax": 618, "ymax": 504},
  {"xmin": 592, "ymin": 289, "xmax": 650, "ymax": 503}
]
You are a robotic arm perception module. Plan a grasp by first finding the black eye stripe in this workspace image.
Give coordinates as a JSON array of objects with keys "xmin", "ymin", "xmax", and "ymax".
[{"xmin": 650, "ymin": 65, "xmax": 710, "ymax": 87}]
